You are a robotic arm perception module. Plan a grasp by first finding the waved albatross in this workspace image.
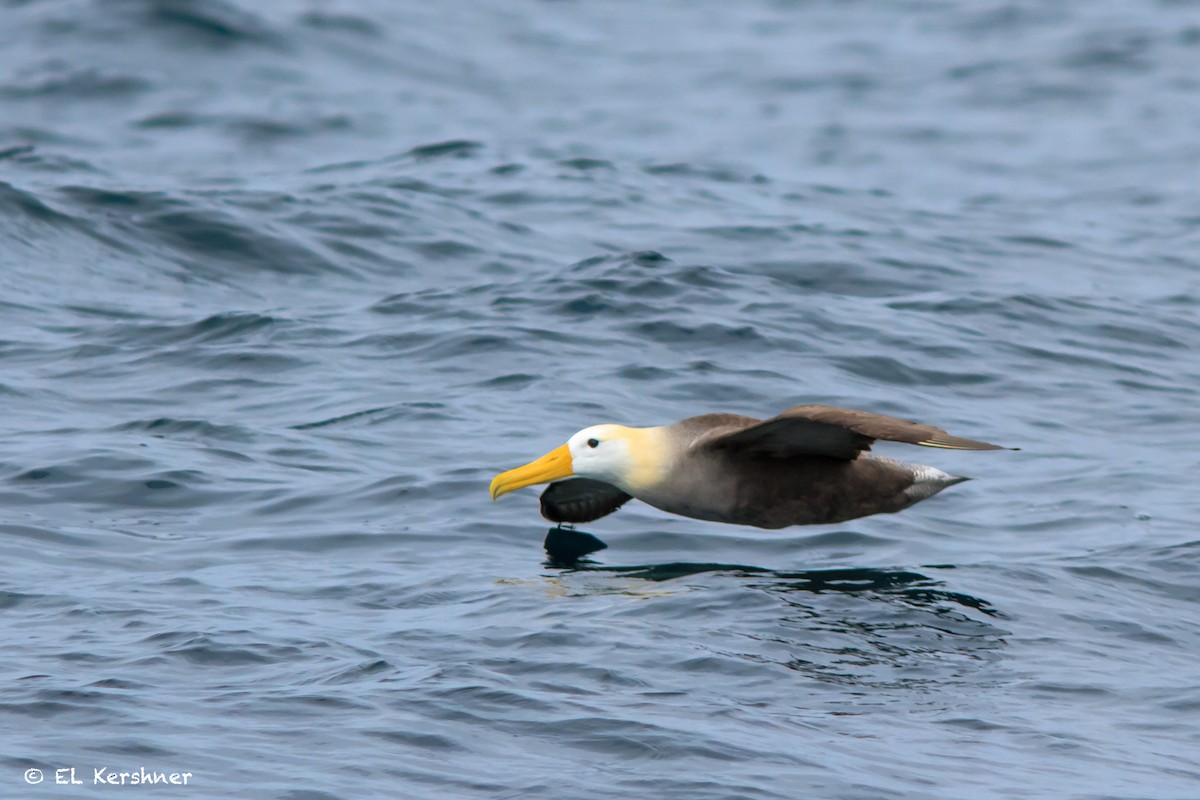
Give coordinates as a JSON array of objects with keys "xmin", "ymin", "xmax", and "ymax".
[{"xmin": 489, "ymin": 405, "xmax": 1014, "ymax": 528}]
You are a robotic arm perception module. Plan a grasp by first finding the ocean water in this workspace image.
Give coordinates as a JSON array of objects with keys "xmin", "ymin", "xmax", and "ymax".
[{"xmin": 2, "ymin": 1, "xmax": 1199, "ymax": 797}]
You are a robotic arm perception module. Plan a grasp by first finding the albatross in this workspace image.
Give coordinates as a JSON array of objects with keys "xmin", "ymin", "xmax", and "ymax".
[{"xmin": 489, "ymin": 405, "xmax": 1014, "ymax": 528}]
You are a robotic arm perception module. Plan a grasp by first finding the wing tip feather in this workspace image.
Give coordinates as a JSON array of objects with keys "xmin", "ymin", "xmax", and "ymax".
[{"xmin": 918, "ymin": 437, "xmax": 1018, "ymax": 451}]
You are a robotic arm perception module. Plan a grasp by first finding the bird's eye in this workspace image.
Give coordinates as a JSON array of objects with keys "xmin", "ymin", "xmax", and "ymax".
[{"xmin": 586, "ymin": 438, "xmax": 599, "ymax": 448}]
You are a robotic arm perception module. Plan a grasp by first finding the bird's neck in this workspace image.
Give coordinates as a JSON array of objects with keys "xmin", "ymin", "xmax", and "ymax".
[{"xmin": 620, "ymin": 425, "xmax": 675, "ymax": 494}]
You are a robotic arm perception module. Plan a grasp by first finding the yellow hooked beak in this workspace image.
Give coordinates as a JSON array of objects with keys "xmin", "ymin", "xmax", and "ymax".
[{"xmin": 490, "ymin": 444, "xmax": 574, "ymax": 500}]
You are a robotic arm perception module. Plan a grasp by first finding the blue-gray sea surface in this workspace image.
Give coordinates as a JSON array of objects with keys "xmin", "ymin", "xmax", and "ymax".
[{"xmin": 2, "ymin": 1, "xmax": 1199, "ymax": 798}]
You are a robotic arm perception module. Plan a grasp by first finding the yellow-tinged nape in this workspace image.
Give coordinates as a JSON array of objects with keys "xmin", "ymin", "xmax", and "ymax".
[
  {"xmin": 610, "ymin": 425, "xmax": 673, "ymax": 491},
  {"xmin": 489, "ymin": 424, "xmax": 672, "ymax": 500}
]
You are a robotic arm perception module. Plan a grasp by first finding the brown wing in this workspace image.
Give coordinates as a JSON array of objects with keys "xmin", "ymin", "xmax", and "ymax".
[{"xmin": 702, "ymin": 404, "xmax": 1012, "ymax": 461}]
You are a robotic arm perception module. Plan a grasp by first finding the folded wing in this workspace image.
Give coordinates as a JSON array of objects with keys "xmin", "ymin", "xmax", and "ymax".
[{"xmin": 702, "ymin": 404, "xmax": 1011, "ymax": 461}]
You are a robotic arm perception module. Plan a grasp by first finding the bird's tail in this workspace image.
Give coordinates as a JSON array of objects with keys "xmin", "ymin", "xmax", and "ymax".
[{"xmin": 905, "ymin": 466, "xmax": 971, "ymax": 502}]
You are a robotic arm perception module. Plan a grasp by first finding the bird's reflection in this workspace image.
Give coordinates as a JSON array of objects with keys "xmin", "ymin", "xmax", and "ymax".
[
  {"xmin": 542, "ymin": 525, "xmax": 1001, "ymax": 619},
  {"xmin": 540, "ymin": 526, "xmax": 1007, "ymax": 689}
]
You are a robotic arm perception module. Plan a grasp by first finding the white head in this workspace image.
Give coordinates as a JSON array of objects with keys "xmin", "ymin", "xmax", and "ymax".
[
  {"xmin": 563, "ymin": 424, "xmax": 636, "ymax": 485},
  {"xmin": 490, "ymin": 423, "xmax": 668, "ymax": 499}
]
